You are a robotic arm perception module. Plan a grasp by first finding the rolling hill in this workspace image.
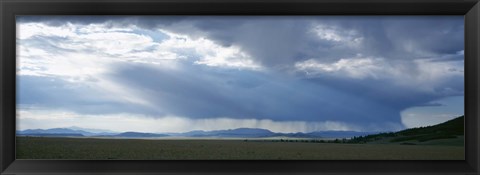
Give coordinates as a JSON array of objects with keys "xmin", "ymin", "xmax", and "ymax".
[{"xmin": 348, "ymin": 115, "xmax": 464, "ymax": 145}]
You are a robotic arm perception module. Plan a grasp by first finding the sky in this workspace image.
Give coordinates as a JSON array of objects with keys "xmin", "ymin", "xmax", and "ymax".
[{"xmin": 16, "ymin": 16, "xmax": 464, "ymax": 133}]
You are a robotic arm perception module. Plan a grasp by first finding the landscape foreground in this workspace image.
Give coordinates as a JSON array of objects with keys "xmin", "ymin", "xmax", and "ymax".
[
  {"xmin": 16, "ymin": 116, "xmax": 465, "ymax": 160},
  {"xmin": 16, "ymin": 137, "xmax": 464, "ymax": 160}
]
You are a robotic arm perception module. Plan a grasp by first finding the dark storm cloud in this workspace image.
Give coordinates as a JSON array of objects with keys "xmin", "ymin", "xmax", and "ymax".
[
  {"xmin": 17, "ymin": 16, "xmax": 120, "ymax": 26},
  {"xmin": 151, "ymin": 16, "xmax": 355, "ymax": 67},
  {"xmin": 381, "ymin": 17, "xmax": 464, "ymax": 56},
  {"xmin": 131, "ymin": 16, "xmax": 464, "ymax": 67},
  {"xmin": 300, "ymin": 73, "xmax": 463, "ymax": 113},
  {"xmin": 416, "ymin": 102, "xmax": 444, "ymax": 107},
  {"xmin": 17, "ymin": 16, "xmax": 186, "ymax": 30},
  {"xmin": 106, "ymin": 62, "xmax": 401, "ymax": 124},
  {"xmin": 173, "ymin": 17, "xmax": 316, "ymax": 67}
]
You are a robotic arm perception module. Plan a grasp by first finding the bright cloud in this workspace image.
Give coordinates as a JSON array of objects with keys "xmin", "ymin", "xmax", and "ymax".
[
  {"xmin": 310, "ymin": 24, "xmax": 364, "ymax": 46},
  {"xmin": 17, "ymin": 22, "xmax": 261, "ymax": 79},
  {"xmin": 17, "ymin": 22, "xmax": 76, "ymax": 39},
  {"xmin": 295, "ymin": 57, "xmax": 386, "ymax": 79},
  {"xmin": 158, "ymin": 30, "xmax": 262, "ymax": 70},
  {"xmin": 294, "ymin": 55, "xmax": 464, "ymax": 94}
]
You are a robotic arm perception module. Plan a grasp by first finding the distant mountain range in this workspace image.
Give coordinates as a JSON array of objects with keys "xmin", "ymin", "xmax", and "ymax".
[
  {"xmin": 17, "ymin": 127, "xmax": 379, "ymax": 139},
  {"xmin": 18, "ymin": 128, "xmax": 118, "ymax": 137},
  {"xmin": 66, "ymin": 126, "xmax": 116, "ymax": 134},
  {"xmin": 109, "ymin": 132, "xmax": 170, "ymax": 137},
  {"xmin": 17, "ymin": 116, "xmax": 464, "ymax": 146}
]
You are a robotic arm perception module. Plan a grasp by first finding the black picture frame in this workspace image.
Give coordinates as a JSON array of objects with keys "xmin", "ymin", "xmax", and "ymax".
[{"xmin": 1, "ymin": 0, "xmax": 479, "ymax": 174}]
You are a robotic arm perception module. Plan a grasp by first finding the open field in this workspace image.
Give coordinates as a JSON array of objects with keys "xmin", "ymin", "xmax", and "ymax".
[{"xmin": 16, "ymin": 137, "xmax": 464, "ymax": 160}]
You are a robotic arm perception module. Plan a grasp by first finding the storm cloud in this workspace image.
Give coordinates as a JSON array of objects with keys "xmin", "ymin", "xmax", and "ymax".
[{"xmin": 16, "ymin": 16, "xmax": 464, "ymax": 132}]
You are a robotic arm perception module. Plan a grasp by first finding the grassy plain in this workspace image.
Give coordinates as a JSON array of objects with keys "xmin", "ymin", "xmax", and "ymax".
[{"xmin": 16, "ymin": 136, "xmax": 464, "ymax": 160}]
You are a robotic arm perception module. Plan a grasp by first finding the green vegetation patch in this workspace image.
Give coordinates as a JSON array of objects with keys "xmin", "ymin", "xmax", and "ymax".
[{"xmin": 348, "ymin": 116, "xmax": 464, "ymax": 144}]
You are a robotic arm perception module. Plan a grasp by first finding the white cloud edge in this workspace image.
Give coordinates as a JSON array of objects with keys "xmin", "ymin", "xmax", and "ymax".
[
  {"xmin": 16, "ymin": 22, "xmax": 263, "ymax": 78},
  {"xmin": 294, "ymin": 55, "xmax": 464, "ymax": 93}
]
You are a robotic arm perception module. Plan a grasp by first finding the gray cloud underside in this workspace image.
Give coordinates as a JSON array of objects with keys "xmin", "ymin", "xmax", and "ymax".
[{"xmin": 108, "ymin": 62, "xmax": 400, "ymax": 123}]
